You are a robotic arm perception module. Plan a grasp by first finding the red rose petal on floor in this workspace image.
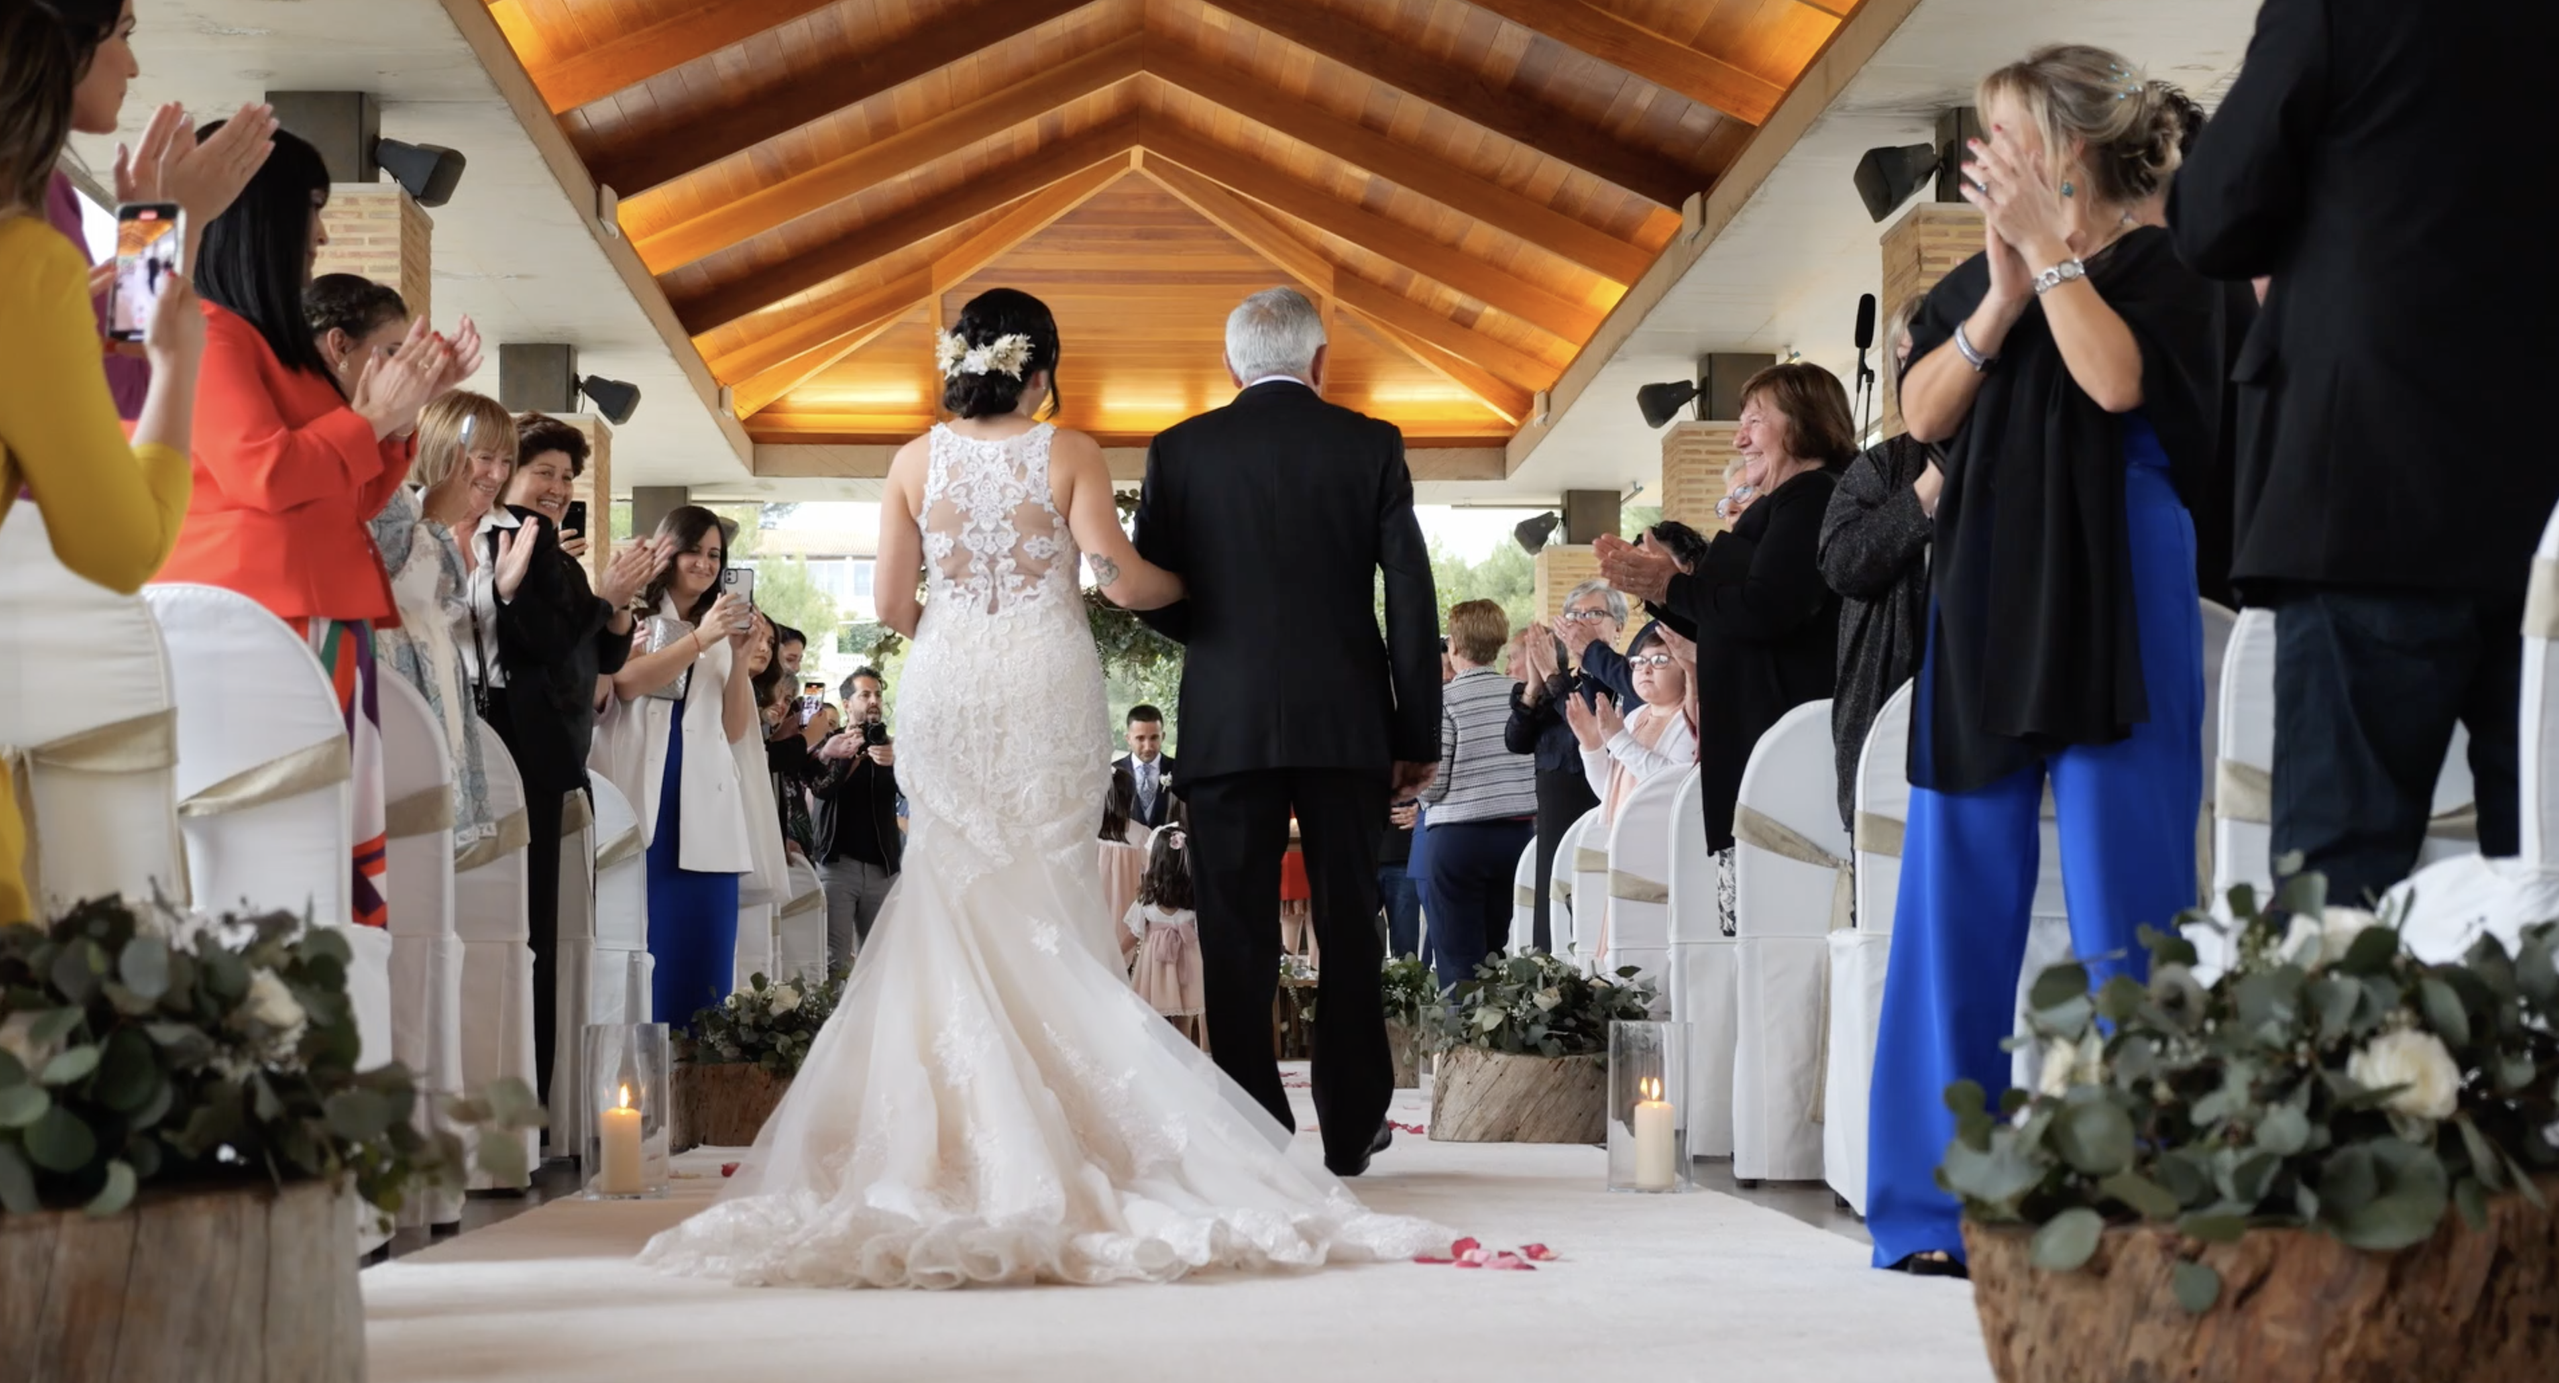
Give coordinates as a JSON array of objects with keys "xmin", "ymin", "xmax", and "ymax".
[
  {"xmin": 1521, "ymin": 1243, "xmax": 1557, "ymax": 1261},
  {"xmin": 1486, "ymin": 1253, "xmax": 1535, "ymax": 1270},
  {"xmin": 720, "ymin": 1162, "xmax": 740, "ymax": 1177},
  {"xmin": 1413, "ymin": 1256, "xmax": 1454, "ymax": 1265},
  {"xmin": 1453, "ymin": 1258, "xmax": 1484, "ymax": 1269},
  {"xmin": 1451, "ymin": 1236, "xmax": 1481, "ymax": 1257}
]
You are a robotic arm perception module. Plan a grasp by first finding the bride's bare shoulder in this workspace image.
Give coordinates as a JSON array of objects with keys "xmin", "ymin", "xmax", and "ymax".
[{"xmin": 884, "ymin": 432, "xmax": 935, "ymax": 509}]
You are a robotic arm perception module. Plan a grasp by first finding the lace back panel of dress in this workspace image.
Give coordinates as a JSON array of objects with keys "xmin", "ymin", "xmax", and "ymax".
[{"xmin": 921, "ymin": 424, "xmax": 1074, "ymax": 617}]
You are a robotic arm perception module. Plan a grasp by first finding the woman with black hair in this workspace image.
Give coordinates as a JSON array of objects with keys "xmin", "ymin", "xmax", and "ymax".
[
  {"xmin": 641, "ymin": 288, "xmax": 1442, "ymax": 1290},
  {"xmin": 590, "ymin": 505, "xmax": 759, "ymax": 1025},
  {"xmin": 156, "ymin": 125, "xmax": 480, "ymax": 929}
]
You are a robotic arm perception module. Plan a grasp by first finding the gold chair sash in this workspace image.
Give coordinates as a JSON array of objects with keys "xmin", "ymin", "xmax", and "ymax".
[
  {"xmin": 452, "ymin": 808, "xmax": 530, "ymax": 873},
  {"xmin": 2216, "ymin": 758, "xmax": 2475, "ymax": 838},
  {"xmin": 4, "ymin": 709, "xmax": 182, "ymax": 918},
  {"xmin": 177, "ymin": 736, "xmax": 350, "ymax": 818},
  {"xmin": 1513, "ymin": 884, "xmax": 1537, "ymax": 907},
  {"xmin": 561, "ymin": 789, "xmax": 593, "ymax": 838},
  {"xmin": 1607, "ymin": 870, "xmax": 1670, "ymax": 906},
  {"xmin": 1851, "ymin": 811, "xmax": 1904, "ymax": 858},
  {"xmin": 778, "ymin": 887, "xmax": 828, "ymax": 921},
  {"xmin": 1573, "ymin": 846, "xmax": 1611, "ymax": 874},
  {"xmin": 595, "ymin": 826, "xmax": 644, "ymax": 872},
  {"xmin": 383, "ymin": 786, "xmax": 454, "ymax": 840},
  {"xmin": 1732, "ymin": 803, "xmax": 1855, "ymax": 1125},
  {"xmin": 2524, "ymin": 557, "xmax": 2559, "ymax": 639}
]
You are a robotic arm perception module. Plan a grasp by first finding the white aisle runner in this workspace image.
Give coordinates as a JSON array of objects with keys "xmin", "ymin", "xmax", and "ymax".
[{"xmin": 362, "ymin": 1067, "xmax": 1991, "ymax": 1383}]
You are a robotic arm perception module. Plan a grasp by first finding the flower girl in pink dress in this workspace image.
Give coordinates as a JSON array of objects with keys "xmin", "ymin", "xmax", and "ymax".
[{"xmin": 1118, "ymin": 826, "xmax": 1206, "ymax": 1047}]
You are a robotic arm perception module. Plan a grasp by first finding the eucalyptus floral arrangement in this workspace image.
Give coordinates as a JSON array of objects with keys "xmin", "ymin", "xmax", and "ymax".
[
  {"xmin": 1940, "ymin": 868, "xmax": 2559, "ymax": 1312},
  {"xmin": 1428, "ymin": 950, "xmax": 1657, "ymax": 1059},
  {"xmin": 0, "ymin": 897, "xmax": 541, "ymax": 1223},
  {"xmin": 682, "ymin": 969, "xmax": 846, "ymax": 1079},
  {"xmin": 1381, "ymin": 953, "xmax": 1436, "ymax": 1030}
]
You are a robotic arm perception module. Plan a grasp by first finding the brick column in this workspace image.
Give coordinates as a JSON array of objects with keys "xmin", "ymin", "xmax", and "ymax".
[
  {"xmin": 1533, "ymin": 545, "xmax": 1600, "ymax": 627},
  {"xmin": 315, "ymin": 183, "xmax": 432, "ymax": 324},
  {"xmin": 1878, "ymin": 201, "xmax": 1983, "ymax": 436},
  {"xmin": 1660, "ymin": 419, "xmax": 1742, "ymax": 537}
]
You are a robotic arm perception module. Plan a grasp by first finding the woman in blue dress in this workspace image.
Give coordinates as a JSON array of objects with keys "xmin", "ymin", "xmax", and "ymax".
[{"xmin": 1864, "ymin": 44, "xmax": 2223, "ymax": 1274}]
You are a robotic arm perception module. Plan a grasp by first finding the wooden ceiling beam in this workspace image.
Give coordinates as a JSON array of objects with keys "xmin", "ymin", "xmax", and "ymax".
[
  {"xmin": 1332, "ymin": 275, "xmax": 1559, "ymax": 395},
  {"xmin": 1140, "ymin": 122, "xmax": 1598, "ymax": 345},
  {"xmin": 1460, "ymin": 0, "xmax": 1787, "ymax": 125},
  {"xmin": 719, "ymin": 158, "xmax": 1136, "ymax": 409},
  {"xmin": 1144, "ymin": 53, "xmax": 1654, "ymax": 286},
  {"xmin": 671, "ymin": 113, "xmax": 1142, "ymax": 335},
  {"xmin": 585, "ymin": 0, "xmax": 1104, "ymax": 198},
  {"xmin": 1130, "ymin": 155, "xmax": 1334, "ymax": 304},
  {"xmin": 1190, "ymin": 0, "xmax": 1703, "ymax": 209},
  {"xmin": 526, "ymin": 0, "xmax": 839, "ymax": 114},
  {"xmin": 1349, "ymin": 314, "xmax": 1533, "ymax": 427}
]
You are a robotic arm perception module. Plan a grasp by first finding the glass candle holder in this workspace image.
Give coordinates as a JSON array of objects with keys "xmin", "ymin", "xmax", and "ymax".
[
  {"xmin": 584, "ymin": 1021, "xmax": 671, "ymax": 1199},
  {"xmin": 1608, "ymin": 1019, "xmax": 1692, "ymax": 1192}
]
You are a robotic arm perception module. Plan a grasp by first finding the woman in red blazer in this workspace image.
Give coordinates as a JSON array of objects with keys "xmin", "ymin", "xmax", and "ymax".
[{"xmin": 156, "ymin": 127, "xmax": 478, "ymax": 927}]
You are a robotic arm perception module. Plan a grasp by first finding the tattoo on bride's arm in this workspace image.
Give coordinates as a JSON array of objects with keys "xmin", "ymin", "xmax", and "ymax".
[{"xmin": 1086, "ymin": 553, "xmax": 1122, "ymax": 586}]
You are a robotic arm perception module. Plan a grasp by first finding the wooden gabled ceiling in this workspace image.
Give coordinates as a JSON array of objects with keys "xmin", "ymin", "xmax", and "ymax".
[{"xmin": 486, "ymin": 0, "xmax": 1858, "ymax": 452}]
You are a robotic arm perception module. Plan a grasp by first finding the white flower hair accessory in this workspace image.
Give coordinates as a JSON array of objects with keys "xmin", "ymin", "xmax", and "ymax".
[{"xmin": 934, "ymin": 329, "xmax": 1036, "ymax": 381}]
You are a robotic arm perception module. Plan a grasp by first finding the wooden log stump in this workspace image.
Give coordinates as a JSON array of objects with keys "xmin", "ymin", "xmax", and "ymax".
[
  {"xmin": 1428, "ymin": 1046, "xmax": 1606, "ymax": 1143},
  {"xmin": 1384, "ymin": 1019, "xmax": 1422, "ymax": 1090},
  {"xmin": 670, "ymin": 1063, "xmax": 792, "ymax": 1152},
  {"xmin": 1964, "ymin": 1177, "xmax": 2559, "ymax": 1383},
  {"xmin": 0, "ymin": 1178, "xmax": 363, "ymax": 1382}
]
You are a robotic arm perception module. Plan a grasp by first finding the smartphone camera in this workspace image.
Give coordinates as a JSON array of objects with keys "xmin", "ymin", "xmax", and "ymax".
[
  {"xmin": 562, "ymin": 499, "xmax": 588, "ymax": 539},
  {"xmin": 109, "ymin": 203, "xmax": 184, "ymax": 343},
  {"xmin": 719, "ymin": 566, "xmax": 756, "ymax": 608}
]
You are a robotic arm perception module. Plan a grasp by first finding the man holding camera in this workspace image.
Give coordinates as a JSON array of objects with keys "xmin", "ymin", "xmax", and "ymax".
[{"xmin": 814, "ymin": 666, "xmax": 901, "ymax": 969}]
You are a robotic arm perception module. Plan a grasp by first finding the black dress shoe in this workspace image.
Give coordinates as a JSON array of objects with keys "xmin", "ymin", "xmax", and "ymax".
[
  {"xmin": 1326, "ymin": 1120, "xmax": 1394, "ymax": 1178},
  {"xmin": 1370, "ymin": 1119, "xmax": 1395, "ymax": 1155}
]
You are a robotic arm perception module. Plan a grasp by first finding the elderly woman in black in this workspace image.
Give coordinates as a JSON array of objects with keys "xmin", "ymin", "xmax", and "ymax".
[
  {"xmin": 1817, "ymin": 296, "xmax": 1941, "ymax": 829},
  {"xmin": 488, "ymin": 414, "xmax": 667, "ymax": 1099},
  {"xmin": 1595, "ymin": 362, "xmax": 1853, "ymax": 932},
  {"xmin": 1863, "ymin": 45, "xmax": 2219, "ymax": 1276}
]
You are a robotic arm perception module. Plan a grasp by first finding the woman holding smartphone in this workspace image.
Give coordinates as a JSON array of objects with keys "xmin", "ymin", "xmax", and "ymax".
[
  {"xmin": 0, "ymin": 1, "xmax": 205, "ymax": 924},
  {"xmin": 589, "ymin": 505, "xmax": 758, "ymax": 1025}
]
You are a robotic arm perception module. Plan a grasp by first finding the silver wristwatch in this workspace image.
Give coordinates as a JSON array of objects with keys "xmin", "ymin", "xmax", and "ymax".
[{"xmin": 2032, "ymin": 258, "xmax": 2089, "ymax": 295}]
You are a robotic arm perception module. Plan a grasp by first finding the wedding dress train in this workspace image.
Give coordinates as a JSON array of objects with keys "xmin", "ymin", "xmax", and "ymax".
[{"xmin": 639, "ymin": 423, "xmax": 1445, "ymax": 1288}]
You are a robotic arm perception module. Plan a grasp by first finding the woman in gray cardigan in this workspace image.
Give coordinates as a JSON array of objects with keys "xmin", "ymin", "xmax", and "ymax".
[{"xmin": 1818, "ymin": 302, "xmax": 1941, "ymax": 828}]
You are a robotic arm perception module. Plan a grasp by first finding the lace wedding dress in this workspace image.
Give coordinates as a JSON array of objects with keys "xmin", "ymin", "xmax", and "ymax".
[{"xmin": 640, "ymin": 423, "xmax": 1446, "ymax": 1288}]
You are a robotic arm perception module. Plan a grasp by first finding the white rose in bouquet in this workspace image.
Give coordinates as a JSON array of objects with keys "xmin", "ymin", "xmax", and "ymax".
[
  {"xmin": 769, "ymin": 984, "xmax": 802, "ymax": 1016},
  {"xmin": 2320, "ymin": 907, "xmax": 2384, "ymax": 963},
  {"xmin": 2347, "ymin": 1028, "xmax": 2462, "ymax": 1123},
  {"xmin": 2277, "ymin": 914, "xmax": 2327, "ymax": 969},
  {"xmin": 2037, "ymin": 1040, "xmax": 2076, "ymax": 1098},
  {"xmin": 238, "ymin": 966, "xmax": 308, "ymax": 1054}
]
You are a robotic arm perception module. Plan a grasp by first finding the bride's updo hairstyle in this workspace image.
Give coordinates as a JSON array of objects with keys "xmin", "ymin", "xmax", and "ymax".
[
  {"xmin": 939, "ymin": 288, "xmax": 1062, "ymax": 420},
  {"xmin": 1977, "ymin": 44, "xmax": 2187, "ymax": 208}
]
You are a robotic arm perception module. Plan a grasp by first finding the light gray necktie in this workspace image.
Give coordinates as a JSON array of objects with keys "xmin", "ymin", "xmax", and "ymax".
[{"xmin": 1139, "ymin": 760, "xmax": 1158, "ymax": 819}]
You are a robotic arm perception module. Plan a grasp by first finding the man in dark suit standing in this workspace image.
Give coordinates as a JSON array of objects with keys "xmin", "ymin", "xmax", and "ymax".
[
  {"xmin": 1134, "ymin": 287, "xmax": 1441, "ymax": 1177},
  {"xmin": 1111, "ymin": 704, "xmax": 1178, "ymax": 830},
  {"xmin": 2170, "ymin": 0, "xmax": 2559, "ymax": 904}
]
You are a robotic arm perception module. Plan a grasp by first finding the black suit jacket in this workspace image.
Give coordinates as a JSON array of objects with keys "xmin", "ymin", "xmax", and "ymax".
[
  {"xmin": 1133, "ymin": 381, "xmax": 1440, "ymax": 780},
  {"xmin": 1112, "ymin": 753, "xmax": 1178, "ymax": 827},
  {"xmin": 2169, "ymin": 0, "xmax": 2559, "ymax": 598},
  {"xmin": 485, "ymin": 507, "xmax": 632, "ymax": 796}
]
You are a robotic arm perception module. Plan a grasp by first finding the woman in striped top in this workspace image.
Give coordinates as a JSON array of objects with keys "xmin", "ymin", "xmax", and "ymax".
[{"xmin": 1418, "ymin": 599, "xmax": 1538, "ymax": 987}]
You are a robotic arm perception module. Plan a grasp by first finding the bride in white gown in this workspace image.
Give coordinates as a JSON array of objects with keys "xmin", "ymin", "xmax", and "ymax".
[{"xmin": 640, "ymin": 290, "xmax": 1447, "ymax": 1289}]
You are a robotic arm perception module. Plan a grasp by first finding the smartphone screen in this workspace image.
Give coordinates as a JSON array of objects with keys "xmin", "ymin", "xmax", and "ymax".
[
  {"xmin": 721, "ymin": 566, "xmax": 756, "ymax": 607},
  {"xmin": 109, "ymin": 203, "xmax": 183, "ymax": 342},
  {"xmin": 562, "ymin": 499, "xmax": 588, "ymax": 538},
  {"xmin": 799, "ymin": 696, "xmax": 824, "ymax": 721}
]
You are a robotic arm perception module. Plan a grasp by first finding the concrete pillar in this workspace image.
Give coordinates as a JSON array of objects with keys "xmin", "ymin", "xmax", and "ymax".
[
  {"xmin": 1879, "ymin": 201, "xmax": 1984, "ymax": 436},
  {"xmin": 534, "ymin": 414, "xmax": 614, "ymax": 589},
  {"xmin": 631, "ymin": 486, "xmax": 688, "ymax": 543},
  {"xmin": 314, "ymin": 184, "xmax": 432, "ymax": 326},
  {"xmin": 1561, "ymin": 490, "xmax": 1621, "ymax": 546}
]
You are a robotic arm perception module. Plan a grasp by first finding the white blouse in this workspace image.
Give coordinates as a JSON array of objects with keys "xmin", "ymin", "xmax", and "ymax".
[{"xmin": 1580, "ymin": 710, "xmax": 1699, "ymax": 804}]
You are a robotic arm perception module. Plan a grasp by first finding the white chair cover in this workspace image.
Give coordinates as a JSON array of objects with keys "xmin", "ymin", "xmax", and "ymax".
[
  {"xmin": 452, "ymin": 718, "xmax": 536, "ymax": 1184},
  {"xmin": 1730, "ymin": 700, "xmax": 1846, "ymax": 1183},
  {"xmin": 546, "ymin": 784, "xmax": 599, "ymax": 1161},
  {"xmin": 1508, "ymin": 839, "xmax": 1538, "ymax": 956},
  {"xmin": 1548, "ymin": 808, "xmax": 1595, "ymax": 961},
  {"xmin": 1601, "ymin": 768, "xmax": 1688, "ymax": 990},
  {"xmin": 1823, "ymin": 678, "xmax": 1913, "ymax": 1216},
  {"xmin": 373, "ymin": 675, "xmax": 465, "ymax": 1226},
  {"xmin": 0, "ymin": 504, "xmax": 187, "ymax": 913},
  {"xmin": 1665, "ymin": 770, "xmax": 1734, "ymax": 1158},
  {"xmin": 2389, "ymin": 500, "xmax": 2559, "ymax": 959},
  {"xmin": 1566, "ymin": 808, "xmax": 1609, "ymax": 968},
  {"xmin": 142, "ymin": 585, "xmax": 392, "ymax": 1073},
  {"xmin": 733, "ymin": 902, "xmax": 776, "ymax": 998},
  {"xmin": 775, "ymin": 856, "xmax": 830, "ymax": 984},
  {"xmin": 589, "ymin": 771, "xmax": 650, "ymax": 1028}
]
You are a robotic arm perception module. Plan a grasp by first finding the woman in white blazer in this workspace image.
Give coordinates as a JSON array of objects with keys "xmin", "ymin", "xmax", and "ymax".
[{"xmin": 591, "ymin": 505, "xmax": 758, "ymax": 1026}]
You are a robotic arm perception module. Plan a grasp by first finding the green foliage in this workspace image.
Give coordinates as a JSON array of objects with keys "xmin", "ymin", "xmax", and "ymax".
[
  {"xmin": 744, "ymin": 552, "xmax": 840, "ymax": 653},
  {"xmin": 1425, "ymin": 950, "xmax": 1657, "ymax": 1059},
  {"xmin": 1937, "ymin": 872, "xmax": 2559, "ymax": 1311},
  {"xmin": 682, "ymin": 970, "xmax": 847, "ymax": 1079},
  {"xmin": 1380, "ymin": 953, "xmax": 1436, "ymax": 1028},
  {"xmin": 0, "ymin": 897, "xmax": 543, "ymax": 1223}
]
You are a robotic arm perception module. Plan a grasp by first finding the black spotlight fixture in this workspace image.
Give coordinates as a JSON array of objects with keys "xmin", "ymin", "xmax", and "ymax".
[
  {"xmin": 1513, "ymin": 512, "xmax": 1560, "ymax": 556},
  {"xmin": 577, "ymin": 375, "xmax": 641, "ymax": 425},
  {"xmin": 374, "ymin": 137, "xmax": 468, "ymax": 208},
  {"xmin": 1853, "ymin": 142, "xmax": 1942, "ymax": 223},
  {"xmin": 1636, "ymin": 380, "xmax": 1700, "ymax": 429}
]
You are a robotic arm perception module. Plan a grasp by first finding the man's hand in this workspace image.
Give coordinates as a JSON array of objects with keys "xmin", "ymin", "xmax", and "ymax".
[
  {"xmin": 1389, "ymin": 802, "xmax": 1419, "ymax": 831},
  {"xmin": 866, "ymin": 744, "xmax": 896, "ymax": 768},
  {"xmin": 1593, "ymin": 533, "xmax": 1676, "ymax": 605},
  {"xmin": 1391, "ymin": 761, "xmax": 1437, "ymax": 799},
  {"xmin": 817, "ymin": 734, "xmax": 864, "ymax": 763}
]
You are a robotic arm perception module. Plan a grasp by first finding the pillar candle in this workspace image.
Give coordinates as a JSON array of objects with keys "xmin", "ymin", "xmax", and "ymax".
[
  {"xmin": 599, "ymin": 1085, "xmax": 643, "ymax": 1195},
  {"xmin": 1633, "ymin": 1077, "xmax": 1678, "ymax": 1191}
]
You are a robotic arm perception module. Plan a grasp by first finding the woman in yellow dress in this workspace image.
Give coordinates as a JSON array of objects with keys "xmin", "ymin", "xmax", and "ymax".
[{"xmin": 0, "ymin": 4, "xmax": 212, "ymax": 924}]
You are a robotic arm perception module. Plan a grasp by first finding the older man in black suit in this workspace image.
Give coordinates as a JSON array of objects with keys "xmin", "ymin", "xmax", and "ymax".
[
  {"xmin": 1133, "ymin": 287, "xmax": 1441, "ymax": 1177},
  {"xmin": 2171, "ymin": 0, "xmax": 2559, "ymax": 902}
]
